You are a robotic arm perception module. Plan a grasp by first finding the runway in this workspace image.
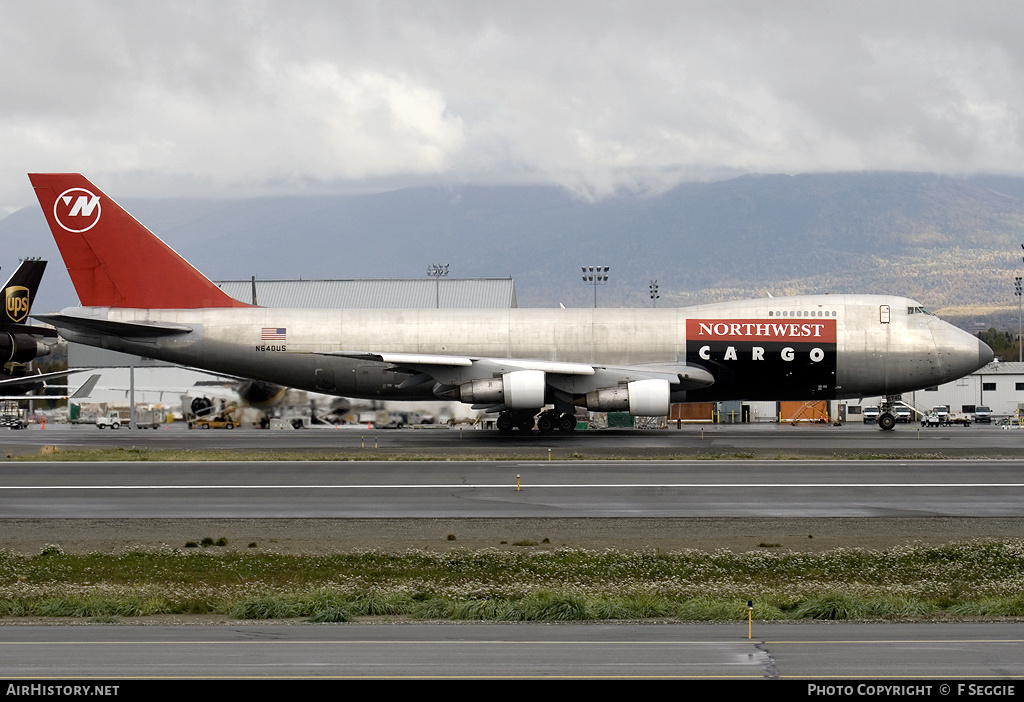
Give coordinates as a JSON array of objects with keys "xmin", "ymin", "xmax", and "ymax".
[
  {"xmin": 0, "ymin": 622, "xmax": 1021, "ymax": 679},
  {"xmin": 5, "ymin": 420, "xmax": 1024, "ymax": 458},
  {"xmin": 2, "ymin": 422, "xmax": 1023, "ymax": 680},
  {"xmin": 2, "ymin": 458, "xmax": 1024, "ymax": 518}
]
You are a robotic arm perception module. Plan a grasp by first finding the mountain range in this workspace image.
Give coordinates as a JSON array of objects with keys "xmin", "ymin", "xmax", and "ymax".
[{"xmin": 4, "ymin": 171, "xmax": 1024, "ymax": 329}]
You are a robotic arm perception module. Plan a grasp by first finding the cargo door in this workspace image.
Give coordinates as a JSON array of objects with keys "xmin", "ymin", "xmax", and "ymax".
[{"xmin": 880, "ymin": 304, "xmax": 892, "ymax": 393}]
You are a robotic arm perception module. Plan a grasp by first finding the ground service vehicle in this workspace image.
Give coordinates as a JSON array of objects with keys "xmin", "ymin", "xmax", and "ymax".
[
  {"xmin": 190, "ymin": 417, "xmax": 236, "ymax": 430},
  {"xmin": 95, "ymin": 410, "xmax": 124, "ymax": 429}
]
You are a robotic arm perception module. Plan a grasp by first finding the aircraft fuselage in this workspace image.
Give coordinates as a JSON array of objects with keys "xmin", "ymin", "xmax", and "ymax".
[{"xmin": 52, "ymin": 293, "xmax": 991, "ymax": 405}]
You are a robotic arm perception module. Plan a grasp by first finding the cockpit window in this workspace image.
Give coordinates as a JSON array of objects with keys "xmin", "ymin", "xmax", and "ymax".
[
  {"xmin": 907, "ymin": 306, "xmax": 935, "ymax": 315},
  {"xmin": 769, "ymin": 310, "xmax": 837, "ymax": 317}
]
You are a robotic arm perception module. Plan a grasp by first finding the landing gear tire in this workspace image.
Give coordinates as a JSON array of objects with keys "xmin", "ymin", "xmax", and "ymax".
[
  {"xmin": 878, "ymin": 413, "xmax": 897, "ymax": 431},
  {"xmin": 558, "ymin": 413, "xmax": 577, "ymax": 432},
  {"xmin": 537, "ymin": 412, "xmax": 557, "ymax": 434},
  {"xmin": 497, "ymin": 410, "xmax": 541, "ymax": 432}
]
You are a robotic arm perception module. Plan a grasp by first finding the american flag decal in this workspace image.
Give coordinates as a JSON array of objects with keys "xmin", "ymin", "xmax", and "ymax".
[{"xmin": 261, "ymin": 327, "xmax": 286, "ymax": 340}]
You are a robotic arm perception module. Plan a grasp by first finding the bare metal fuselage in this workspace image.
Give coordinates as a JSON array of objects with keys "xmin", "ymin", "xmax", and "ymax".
[{"xmin": 51, "ymin": 293, "xmax": 991, "ymax": 406}]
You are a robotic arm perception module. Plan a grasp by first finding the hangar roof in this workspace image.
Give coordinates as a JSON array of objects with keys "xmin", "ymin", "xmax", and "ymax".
[
  {"xmin": 214, "ymin": 278, "xmax": 517, "ymax": 309},
  {"xmin": 974, "ymin": 361, "xmax": 1024, "ymax": 375}
]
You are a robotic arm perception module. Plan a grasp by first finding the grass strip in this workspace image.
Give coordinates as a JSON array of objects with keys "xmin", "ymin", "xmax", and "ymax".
[{"xmin": 1, "ymin": 540, "xmax": 1022, "ymax": 622}]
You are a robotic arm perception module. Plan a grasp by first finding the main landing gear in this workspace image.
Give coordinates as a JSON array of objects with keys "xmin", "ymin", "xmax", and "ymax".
[
  {"xmin": 536, "ymin": 409, "xmax": 577, "ymax": 433},
  {"xmin": 877, "ymin": 396, "xmax": 898, "ymax": 431},
  {"xmin": 496, "ymin": 410, "xmax": 535, "ymax": 432},
  {"xmin": 496, "ymin": 409, "xmax": 577, "ymax": 433}
]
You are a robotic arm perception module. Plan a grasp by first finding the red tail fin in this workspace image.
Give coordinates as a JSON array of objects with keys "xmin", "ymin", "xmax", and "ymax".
[{"xmin": 29, "ymin": 173, "xmax": 250, "ymax": 309}]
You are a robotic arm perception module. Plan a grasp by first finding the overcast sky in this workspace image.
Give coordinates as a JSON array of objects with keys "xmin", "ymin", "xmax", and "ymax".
[{"xmin": 3, "ymin": 1, "xmax": 1024, "ymax": 213}]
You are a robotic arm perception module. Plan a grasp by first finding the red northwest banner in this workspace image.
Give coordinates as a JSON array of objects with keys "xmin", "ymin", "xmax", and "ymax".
[{"xmin": 686, "ymin": 318, "xmax": 837, "ymax": 343}]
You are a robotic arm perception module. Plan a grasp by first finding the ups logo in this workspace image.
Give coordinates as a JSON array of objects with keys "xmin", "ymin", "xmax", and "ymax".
[{"xmin": 5, "ymin": 286, "xmax": 29, "ymax": 323}]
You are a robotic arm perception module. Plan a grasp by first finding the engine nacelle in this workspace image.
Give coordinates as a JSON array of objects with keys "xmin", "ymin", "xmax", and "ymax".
[
  {"xmin": 0, "ymin": 332, "xmax": 50, "ymax": 364},
  {"xmin": 236, "ymin": 380, "xmax": 288, "ymax": 408},
  {"xmin": 190, "ymin": 396, "xmax": 214, "ymax": 417},
  {"xmin": 585, "ymin": 378, "xmax": 671, "ymax": 416},
  {"xmin": 459, "ymin": 369, "xmax": 546, "ymax": 409}
]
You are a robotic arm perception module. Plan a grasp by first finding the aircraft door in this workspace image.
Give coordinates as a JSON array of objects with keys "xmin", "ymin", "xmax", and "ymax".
[
  {"xmin": 879, "ymin": 305, "xmax": 892, "ymax": 393},
  {"xmin": 314, "ymin": 368, "xmax": 335, "ymax": 392}
]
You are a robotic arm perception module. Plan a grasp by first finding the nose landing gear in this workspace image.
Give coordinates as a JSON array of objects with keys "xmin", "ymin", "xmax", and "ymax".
[{"xmin": 877, "ymin": 396, "xmax": 899, "ymax": 431}]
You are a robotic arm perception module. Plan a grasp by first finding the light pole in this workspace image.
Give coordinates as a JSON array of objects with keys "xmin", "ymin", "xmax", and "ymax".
[
  {"xmin": 427, "ymin": 263, "xmax": 449, "ymax": 309},
  {"xmin": 1016, "ymin": 275, "xmax": 1022, "ymax": 362},
  {"xmin": 649, "ymin": 280, "xmax": 659, "ymax": 308},
  {"xmin": 581, "ymin": 266, "xmax": 609, "ymax": 308}
]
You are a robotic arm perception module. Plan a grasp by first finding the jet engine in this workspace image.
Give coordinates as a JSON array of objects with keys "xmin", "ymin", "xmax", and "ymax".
[
  {"xmin": 190, "ymin": 396, "xmax": 214, "ymax": 418},
  {"xmin": 584, "ymin": 378, "xmax": 671, "ymax": 416},
  {"xmin": 458, "ymin": 369, "xmax": 546, "ymax": 409},
  {"xmin": 235, "ymin": 380, "xmax": 288, "ymax": 409},
  {"xmin": 0, "ymin": 331, "xmax": 50, "ymax": 364}
]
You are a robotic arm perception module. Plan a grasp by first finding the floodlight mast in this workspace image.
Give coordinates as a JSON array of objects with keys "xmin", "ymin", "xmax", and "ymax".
[
  {"xmin": 1015, "ymin": 274, "xmax": 1022, "ymax": 363},
  {"xmin": 427, "ymin": 263, "xmax": 449, "ymax": 309},
  {"xmin": 581, "ymin": 265, "xmax": 609, "ymax": 308}
]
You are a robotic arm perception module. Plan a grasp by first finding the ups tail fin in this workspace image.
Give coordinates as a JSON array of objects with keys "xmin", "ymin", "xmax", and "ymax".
[
  {"xmin": 28, "ymin": 174, "xmax": 250, "ymax": 309},
  {"xmin": 2, "ymin": 258, "xmax": 45, "ymax": 324}
]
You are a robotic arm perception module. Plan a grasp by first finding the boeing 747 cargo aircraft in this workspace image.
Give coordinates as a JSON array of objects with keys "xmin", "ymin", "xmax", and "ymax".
[{"xmin": 29, "ymin": 173, "xmax": 992, "ymax": 432}]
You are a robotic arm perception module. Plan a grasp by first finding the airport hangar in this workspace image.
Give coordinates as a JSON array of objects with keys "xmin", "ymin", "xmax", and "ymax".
[
  {"xmin": 66, "ymin": 278, "xmax": 1019, "ymax": 424},
  {"xmin": 708, "ymin": 362, "xmax": 1024, "ymax": 425},
  {"xmin": 65, "ymin": 277, "xmax": 517, "ymax": 407},
  {"xmin": 851, "ymin": 361, "xmax": 1024, "ymax": 424}
]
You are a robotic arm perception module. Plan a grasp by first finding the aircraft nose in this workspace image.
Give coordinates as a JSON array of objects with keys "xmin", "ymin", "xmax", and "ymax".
[
  {"xmin": 979, "ymin": 338, "xmax": 994, "ymax": 367},
  {"xmin": 932, "ymin": 322, "xmax": 994, "ymax": 383}
]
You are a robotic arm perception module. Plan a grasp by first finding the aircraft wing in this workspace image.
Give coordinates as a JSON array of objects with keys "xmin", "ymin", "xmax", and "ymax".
[
  {"xmin": 316, "ymin": 350, "xmax": 714, "ymax": 412},
  {"xmin": 328, "ymin": 351, "xmax": 711, "ymax": 386},
  {"xmin": 334, "ymin": 352, "xmax": 592, "ymax": 376},
  {"xmin": 69, "ymin": 373, "xmax": 101, "ymax": 399},
  {"xmin": 0, "ymin": 373, "xmax": 101, "ymax": 401},
  {"xmin": 0, "ymin": 369, "xmax": 94, "ymax": 388}
]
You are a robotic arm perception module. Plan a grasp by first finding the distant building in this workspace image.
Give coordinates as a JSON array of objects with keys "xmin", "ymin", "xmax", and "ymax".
[
  {"xmin": 70, "ymin": 277, "xmax": 519, "ymax": 370},
  {"xmin": 700, "ymin": 362, "xmax": 1024, "ymax": 424},
  {"xmin": 215, "ymin": 277, "xmax": 517, "ymax": 309},
  {"xmin": 830, "ymin": 361, "xmax": 1024, "ymax": 421},
  {"xmin": 887, "ymin": 361, "xmax": 1024, "ymax": 419}
]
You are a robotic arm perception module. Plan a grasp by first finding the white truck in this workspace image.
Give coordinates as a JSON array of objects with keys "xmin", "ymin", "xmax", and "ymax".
[
  {"xmin": 96, "ymin": 409, "xmax": 163, "ymax": 429},
  {"xmin": 95, "ymin": 410, "xmax": 125, "ymax": 429}
]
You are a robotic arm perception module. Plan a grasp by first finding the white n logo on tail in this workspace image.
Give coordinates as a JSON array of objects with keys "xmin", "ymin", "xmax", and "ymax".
[{"xmin": 54, "ymin": 188, "xmax": 102, "ymax": 233}]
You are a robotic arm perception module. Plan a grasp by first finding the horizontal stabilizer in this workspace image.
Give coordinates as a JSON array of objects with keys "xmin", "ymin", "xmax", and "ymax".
[
  {"xmin": 33, "ymin": 314, "xmax": 194, "ymax": 338},
  {"xmin": 2, "ymin": 322, "xmax": 58, "ymax": 338}
]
